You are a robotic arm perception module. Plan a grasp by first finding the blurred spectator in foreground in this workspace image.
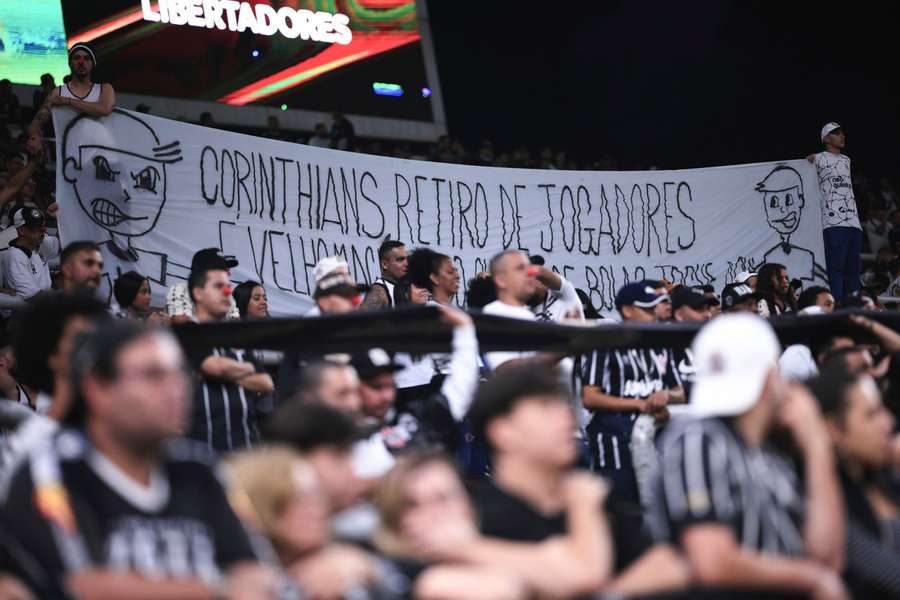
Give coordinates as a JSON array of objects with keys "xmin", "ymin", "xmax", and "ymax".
[
  {"xmin": 1, "ymin": 323, "xmax": 276, "ymax": 598},
  {"xmin": 466, "ymin": 366, "xmax": 691, "ymax": 597},
  {"xmin": 330, "ymin": 111, "xmax": 354, "ymax": 150},
  {"xmin": 264, "ymin": 402, "xmax": 366, "ymax": 514},
  {"xmin": 810, "ymin": 369, "xmax": 900, "ymax": 598},
  {"xmin": 27, "ymin": 44, "xmax": 115, "ymax": 156},
  {"xmin": 233, "ymin": 280, "xmax": 269, "ymax": 320},
  {"xmin": 374, "ymin": 452, "xmax": 609, "ymax": 598},
  {"xmin": 650, "ymin": 314, "xmax": 846, "ymax": 599},
  {"xmin": 307, "ymin": 123, "xmax": 331, "ymax": 148},
  {"xmin": 58, "ymin": 241, "xmax": 102, "ymax": 295},
  {"xmin": 5, "ymin": 293, "xmax": 108, "ymax": 426},
  {"xmin": 225, "ymin": 447, "xmax": 385, "ymax": 597},
  {"xmin": 186, "ymin": 260, "xmax": 274, "ymax": 452}
]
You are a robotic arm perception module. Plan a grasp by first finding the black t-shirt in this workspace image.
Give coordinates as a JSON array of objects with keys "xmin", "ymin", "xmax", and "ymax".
[
  {"xmin": 188, "ymin": 346, "xmax": 264, "ymax": 452},
  {"xmin": 468, "ymin": 478, "xmax": 650, "ymax": 572},
  {"xmin": 0, "ymin": 429, "xmax": 257, "ymax": 594}
]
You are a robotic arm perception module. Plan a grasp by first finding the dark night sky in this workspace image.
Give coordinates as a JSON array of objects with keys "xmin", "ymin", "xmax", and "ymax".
[{"xmin": 425, "ymin": 1, "xmax": 899, "ymax": 176}]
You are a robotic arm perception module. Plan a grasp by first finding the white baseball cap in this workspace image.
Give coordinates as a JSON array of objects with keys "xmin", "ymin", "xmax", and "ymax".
[
  {"xmin": 689, "ymin": 314, "xmax": 781, "ymax": 417},
  {"xmin": 734, "ymin": 271, "xmax": 757, "ymax": 285},
  {"xmin": 313, "ymin": 256, "xmax": 349, "ymax": 284},
  {"xmin": 820, "ymin": 122, "xmax": 842, "ymax": 142}
]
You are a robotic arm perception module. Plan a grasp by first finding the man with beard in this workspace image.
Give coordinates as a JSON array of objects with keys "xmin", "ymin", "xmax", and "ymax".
[
  {"xmin": 0, "ymin": 323, "xmax": 278, "ymax": 598},
  {"xmin": 59, "ymin": 242, "xmax": 103, "ymax": 296},
  {"xmin": 26, "ymin": 44, "xmax": 115, "ymax": 155},
  {"xmin": 360, "ymin": 240, "xmax": 408, "ymax": 309}
]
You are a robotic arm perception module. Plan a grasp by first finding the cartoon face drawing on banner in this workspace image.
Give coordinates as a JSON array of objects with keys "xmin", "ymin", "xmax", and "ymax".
[
  {"xmin": 61, "ymin": 109, "xmax": 181, "ymax": 247},
  {"xmin": 60, "ymin": 109, "xmax": 189, "ymax": 303},
  {"xmin": 756, "ymin": 165, "xmax": 826, "ymax": 284}
]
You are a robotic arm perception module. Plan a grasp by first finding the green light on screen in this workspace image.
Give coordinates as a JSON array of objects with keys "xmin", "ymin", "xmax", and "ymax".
[{"xmin": 0, "ymin": 0, "xmax": 69, "ymax": 85}]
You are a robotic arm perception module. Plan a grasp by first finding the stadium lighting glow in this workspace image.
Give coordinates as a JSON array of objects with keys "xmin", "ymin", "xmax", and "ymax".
[
  {"xmin": 220, "ymin": 32, "xmax": 420, "ymax": 105},
  {"xmin": 280, "ymin": 104, "xmax": 288, "ymax": 111},
  {"xmin": 421, "ymin": 87, "xmax": 432, "ymax": 98},
  {"xmin": 373, "ymin": 82, "xmax": 404, "ymax": 97},
  {"xmin": 251, "ymin": 49, "xmax": 260, "ymax": 58},
  {"xmin": 140, "ymin": 0, "xmax": 353, "ymax": 44}
]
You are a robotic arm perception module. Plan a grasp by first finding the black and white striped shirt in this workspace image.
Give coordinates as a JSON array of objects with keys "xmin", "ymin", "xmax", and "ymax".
[
  {"xmin": 581, "ymin": 347, "xmax": 681, "ymax": 410},
  {"xmin": 188, "ymin": 347, "xmax": 262, "ymax": 453},
  {"xmin": 647, "ymin": 417, "xmax": 806, "ymax": 557}
]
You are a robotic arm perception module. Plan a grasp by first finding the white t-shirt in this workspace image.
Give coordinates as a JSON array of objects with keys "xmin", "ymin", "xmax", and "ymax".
[
  {"xmin": 530, "ymin": 278, "xmax": 584, "ymax": 323},
  {"xmin": 779, "ymin": 345, "xmax": 819, "ymax": 382},
  {"xmin": 814, "ymin": 151, "xmax": 860, "ymax": 230},
  {"xmin": 482, "ymin": 300, "xmax": 537, "ymax": 371}
]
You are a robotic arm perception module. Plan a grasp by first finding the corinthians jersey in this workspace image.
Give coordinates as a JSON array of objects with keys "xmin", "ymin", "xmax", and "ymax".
[{"xmin": 0, "ymin": 430, "xmax": 257, "ymax": 593}]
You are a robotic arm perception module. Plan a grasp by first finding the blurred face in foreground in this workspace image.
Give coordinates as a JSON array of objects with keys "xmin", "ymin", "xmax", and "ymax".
[
  {"xmin": 87, "ymin": 333, "xmax": 189, "ymax": 452},
  {"xmin": 826, "ymin": 377, "xmax": 895, "ymax": 469},
  {"xmin": 275, "ymin": 461, "xmax": 331, "ymax": 556},
  {"xmin": 491, "ymin": 395, "xmax": 577, "ymax": 469},
  {"xmin": 402, "ymin": 461, "xmax": 474, "ymax": 531}
]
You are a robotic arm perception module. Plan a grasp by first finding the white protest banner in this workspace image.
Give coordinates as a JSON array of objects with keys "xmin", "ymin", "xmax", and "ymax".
[{"xmin": 54, "ymin": 108, "xmax": 827, "ymax": 316}]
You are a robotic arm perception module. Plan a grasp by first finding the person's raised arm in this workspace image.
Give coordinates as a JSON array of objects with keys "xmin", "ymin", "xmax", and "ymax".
[
  {"xmin": 778, "ymin": 383, "xmax": 845, "ymax": 572},
  {"xmin": 50, "ymin": 84, "xmax": 115, "ymax": 118},
  {"xmin": 0, "ymin": 158, "xmax": 38, "ymax": 207},
  {"xmin": 235, "ymin": 372, "xmax": 275, "ymax": 395},
  {"xmin": 533, "ymin": 266, "xmax": 562, "ymax": 292},
  {"xmin": 850, "ymin": 314, "xmax": 900, "ymax": 354},
  {"xmin": 26, "ymin": 89, "xmax": 57, "ymax": 153},
  {"xmin": 436, "ymin": 306, "xmax": 479, "ymax": 421}
]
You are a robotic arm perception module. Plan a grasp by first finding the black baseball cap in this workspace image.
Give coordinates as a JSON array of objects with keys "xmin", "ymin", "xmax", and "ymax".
[
  {"xmin": 721, "ymin": 284, "xmax": 764, "ymax": 311},
  {"xmin": 671, "ymin": 286, "xmax": 715, "ymax": 311},
  {"xmin": 13, "ymin": 207, "xmax": 45, "ymax": 229},
  {"xmin": 350, "ymin": 348, "xmax": 403, "ymax": 380},
  {"xmin": 191, "ymin": 248, "xmax": 238, "ymax": 272}
]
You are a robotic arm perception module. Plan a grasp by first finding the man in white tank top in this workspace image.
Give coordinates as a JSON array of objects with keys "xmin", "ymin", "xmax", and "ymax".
[{"xmin": 26, "ymin": 43, "xmax": 116, "ymax": 154}]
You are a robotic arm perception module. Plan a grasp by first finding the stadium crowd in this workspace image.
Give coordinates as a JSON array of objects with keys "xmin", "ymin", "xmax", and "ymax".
[{"xmin": 0, "ymin": 43, "xmax": 899, "ymax": 600}]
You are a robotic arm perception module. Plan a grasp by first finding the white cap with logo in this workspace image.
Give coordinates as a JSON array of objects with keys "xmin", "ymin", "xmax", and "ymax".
[
  {"xmin": 820, "ymin": 122, "xmax": 841, "ymax": 142},
  {"xmin": 689, "ymin": 314, "xmax": 781, "ymax": 417}
]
